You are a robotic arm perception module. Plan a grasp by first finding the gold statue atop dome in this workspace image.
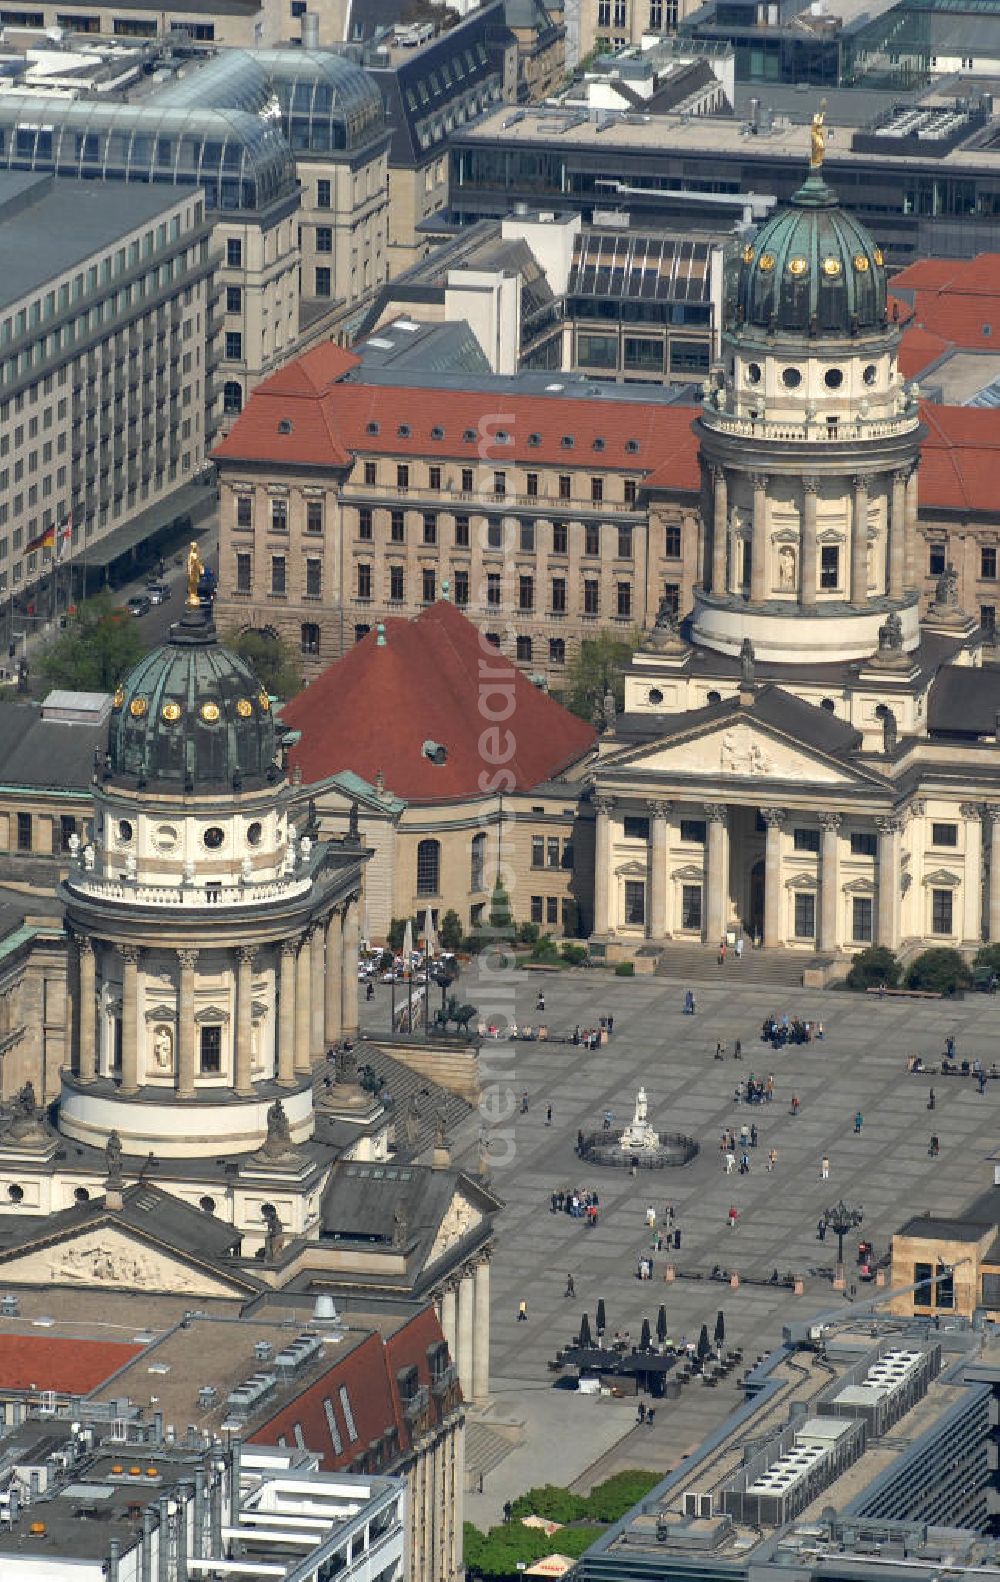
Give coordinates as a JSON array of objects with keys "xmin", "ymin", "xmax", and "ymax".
[
  {"xmin": 186, "ymin": 539, "xmax": 204, "ymax": 606},
  {"xmin": 810, "ymin": 98, "xmax": 828, "ymax": 168}
]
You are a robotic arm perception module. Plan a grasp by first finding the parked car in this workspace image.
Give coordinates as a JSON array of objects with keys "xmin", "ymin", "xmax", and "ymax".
[
  {"xmin": 146, "ymin": 582, "xmax": 171, "ymax": 605},
  {"xmin": 126, "ymin": 594, "xmax": 152, "ymax": 617}
]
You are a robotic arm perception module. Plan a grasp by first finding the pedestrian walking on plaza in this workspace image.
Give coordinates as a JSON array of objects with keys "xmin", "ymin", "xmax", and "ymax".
[
  {"xmin": 728, "ymin": 1205, "xmax": 739, "ymax": 1231},
  {"xmin": 821, "ymin": 1155, "xmax": 830, "ymax": 1179},
  {"xmin": 817, "ymin": 1218, "xmax": 827, "ymax": 1241},
  {"xmin": 536, "ymin": 990, "xmax": 545, "ymax": 1012},
  {"xmin": 979, "ymin": 1070, "xmax": 988, "ymax": 1095},
  {"xmin": 734, "ymin": 1038, "xmax": 742, "ymax": 1060},
  {"xmin": 546, "ymin": 1104, "xmax": 553, "ymax": 1126},
  {"xmin": 854, "ymin": 1111, "xmax": 863, "ymax": 1134},
  {"xmin": 565, "ymin": 1274, "xmax": 575, "ymax": 1298},
  {"xmin": 736, "ymin": 936, "xmax": 744, "ymax": 960},
  {"xmin": 715, "ymin": 1041, "xmax": 724, "ymax": 1061},
  {"xmin": 750, "ymin": 1123, "xmax": 758, "ymax": 1148},
  {"xmin": 767, "ymin": 1147, "xmax": 778, "ymax": 1171},
  {"xmin": 518, "ymin": 1300, "xmax": 528, "ymax": 1321},
  {"xmin": 928, "ymin": 1088, "xmax": 936, "ymax": 1110},
  {"xmin": 724, "ymin": 1151, "xmax": 735, "ymax": 1174},
  {"xmin": 929, "ymin": 1134, "xmax": 940, "ymax": 1156},
  {"xmin": 673, "ymin": 1226, "xmax": 681, "ymax": 1250},
  {"xmin": 521, "ymin": 1090, "xmax": 529, "ymax": 1114},
  {"xmin": 790, "ymin": 1093, "xmax": 800, "ymax": 1115}
]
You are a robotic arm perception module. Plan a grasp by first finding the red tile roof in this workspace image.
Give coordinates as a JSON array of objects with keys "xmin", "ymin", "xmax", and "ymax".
[
  {"xmin": 249, "ymin": 1307, "xmax": 458, "ymax": 1472},
  {"xmin": 213, "ymin": 347, "xmax": 701, "ymax": 487},
  {"xmin": 888, "ymin": 255, "xmax": 1000, "ymax": 353},
  {"xmin": 0, "ymin": 1335, "xmax": 144, "ymax": 1394},
  {"xmin": 918, "ymin": 403, "xmax": 1000, "ymax": 513},
  {"xmin": 281, "ymin": 599, "xmax": 596, "ymax": 800},
  {"xmin": 898, "ymin": 323, "xmax": 953, "ymax": 380}
]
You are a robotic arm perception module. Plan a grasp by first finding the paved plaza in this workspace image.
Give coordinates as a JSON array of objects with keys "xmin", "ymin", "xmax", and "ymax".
[{"xmin": 435, "ymin": 966, "xmax": 1000, "ymax": 1523}]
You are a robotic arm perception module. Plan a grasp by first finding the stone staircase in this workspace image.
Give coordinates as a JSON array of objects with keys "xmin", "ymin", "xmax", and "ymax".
[
  {"xmin": 464, "ymin": 1418, "xmax": 524, "ymax": 1489},
  {"xmin": 653, "ymin": 942, "xmax": 827, "ymax": 989}
]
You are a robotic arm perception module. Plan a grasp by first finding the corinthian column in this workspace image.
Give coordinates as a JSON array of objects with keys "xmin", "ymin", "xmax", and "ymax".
[
  {"xmin": 890, "ymin": 469, "xmax": 907, "ymax": 601},
  {"xmin": 324, "ymin": 910, "xmax": 342, "ymax": 1047},
  {"xmin": 800, "ymin": 478, "xmax": 818, "ymax": 608},
  {"xmin": 177, "ymin": 948, "xmax": 198, "ymax": 1099},
  {"xmin": 989, "ymin": 806, "xmax": 1000, "ymax": 944},
  {"xmin": 876, "ymin": 816, "xmax": 902, "ymax": 950},
  {"xmin": 904, "ymin": 465, "xmax": 920, "ymax": 592},
  {"xmin": 593, "ymin": 795, "xmax": 612, "ymax": 935},
  {"xmin": 457, "ymin": 1272, "xmax": 474, "ymax": 1400},
  {"xmin": 711, "ymin": 466, "xmax": 728, "ymax": 595},
  {"xmin": 646, "ymin": 800, "xmax": 670, "ymax": 939},
  {"xmin": 818, "ymin": 812, "xmax": 842, "ymax": 953},
  {"xmin": 704, "ymin": 803, "xmax": 729, "ymax": 944},
  {"xmin": 961, "ymin": 803, "xmax": 983, "ymax": 946},
  {"xmin": 235, "ymin": 945, "xmax": 255, "ymax": 1097},
  {"xmin": 341, "ymin": 898, "xmax": 360, "ymax": 1039},
  {"xmin": 761, "ymin": 808, "xmax": 786, "ymax": 950},
  {"xmin": 120, "ymin": 946, "xmax": 140, "ymax": 1095},
  {"xmin": 472, "ymin": 1255, "xmax": 491, "ymax": 1404},
  {"xmin": 277, "ymin": 940, "xmax": 296, "ymax": 1087},
  {"xmin": 851, "ymin": 476, "xmax": 869, "ymax": 605},
  {"xmin": 295, "ymin": 933, "xmax": 312, "ymax": 1074},
  {"xmin": 78, "ymin": 936, "xmax": 96, "ymax": 1084},
  {"xmin": 310, "ymin": 925, "xmax": 325, "ymax": 1063},
  {"xmin": 750, "ymin": 474, "xmax": 768, "ymax": 603}
]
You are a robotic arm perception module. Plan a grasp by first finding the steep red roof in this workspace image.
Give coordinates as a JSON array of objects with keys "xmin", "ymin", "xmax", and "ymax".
[
  {"xmin": 918, "ymin": 403, "xmax": 1000, "ymax": 513},
  {"xmin": 888, "ymin": 255, "xmax": 1000, "ymax": 353},
  {"xmin": 281, "ymin": 600, "xmax": 596, "ymax": 800},
  {"xmin": 898, "ymin": 322, "xmax": 953, "ymax": 380},
  {"xmin": 249, "ymin": 1308, "xmax": 458, "ymax": 1472},
  {"xmin": 0, "ymin": 1335, "xmax": 143, "ymax": 1393},
  {"xmin": 213, "ymin": 347, "xmax": 701, "ymax": 486}
]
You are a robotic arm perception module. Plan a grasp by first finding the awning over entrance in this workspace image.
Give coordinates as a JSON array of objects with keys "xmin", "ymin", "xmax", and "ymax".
[{"xmin": 77, "ymin": 477, "xmax": 216, "ymax": 571}]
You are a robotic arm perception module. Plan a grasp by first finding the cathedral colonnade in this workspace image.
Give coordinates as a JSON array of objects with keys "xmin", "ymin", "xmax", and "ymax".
[
  {"xmin": 593, "ymin": 794, "xmax": 996, "ymax": 954},
  {"xmin": 437, "ymin": 1252, "xmax": 491, "ymax": 1406},
  {"xmin": 66, "ymin": 893, "xmax": 362, "ymax": 1098}
]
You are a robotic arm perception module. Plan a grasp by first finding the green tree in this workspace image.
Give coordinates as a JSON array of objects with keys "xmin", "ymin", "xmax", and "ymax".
[
  {"xmin": 38, "ymin": 592, "xmax": 148, "ymax": 692},
  {"xmin": 845, "ymin": 945, "xmax": 901, "ymax": 990},
  {"xmin": 224, "ymin": 627, "xmax": 303, "ymax": 701},
  {"xmin": 906, "ymin": 947, "xmax": 971, "ymax": 995},
  {"xmin": 489, "ymin": 880, "xmax": 512, "ymax": 930},
  {"xmin": 974, "ymin": 943, "xmax": 1000, "ymax": 976},
  {"xmin": 439, "ymin": 909, "xmax": 463, "ymax": 951},
  {"xmin": 560, "ymin": 629, "xmax": 641, "ymax": 722}
]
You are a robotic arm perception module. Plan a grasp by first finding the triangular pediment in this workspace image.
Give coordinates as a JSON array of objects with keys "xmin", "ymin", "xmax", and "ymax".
[
  {"xmin": 923, "ymin": 868, "xmax": 962, "ymax": 887},
  {"xmin": 0, "ymin": 1220, "xmax": 252, "ymax": 1299},
  {"xmin": 601, "ymin": 714, "xmax": 875, "ymax": 791},
  {"xmin": 615, "ymin": 859, "xmax": 648, "ymax": 878},
  {"xmin": 425, "ymin": 1185, "xmax": 485, "ymax": 1271}
]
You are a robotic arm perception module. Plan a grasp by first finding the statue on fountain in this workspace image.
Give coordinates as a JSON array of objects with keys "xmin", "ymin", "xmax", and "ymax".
[{"xmin": 620, "ymin": 1086, "xmax": 660, "ymax": 1153}]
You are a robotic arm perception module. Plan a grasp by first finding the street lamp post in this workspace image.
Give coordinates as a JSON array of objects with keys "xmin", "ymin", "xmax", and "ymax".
[{"xmin": 822, "ymin": 1199, "xmax": 864, "ymax": 1291}]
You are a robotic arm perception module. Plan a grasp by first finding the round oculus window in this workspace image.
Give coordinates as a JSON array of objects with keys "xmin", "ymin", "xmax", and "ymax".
[
  {"xmin": 854, "ymin": 253, "xmax": 870, "ymax": 273},
  {"xmin": 161, "ymin": 701, "xmax": 181, "ymax": 723},
  {"xmin": 113, "ymin": 686, "xmax": 125, "ymax": 709},
  {"xmin": 781, "ymin": 367, "xmax": 802, "ymax": 389},
  {"xmin": 129, "ymin": 697, "xmax": 148, "ymax": 718},
  {"xmin": 648, "ymin": 688, "xmax": 664, "ymax": 706},
  {"xmin": 824, "ymin": 368, "xmax": 844, "ymax": 389},
  {"xmin": 746, "ymin": 362, "xmax": 761, "ymax": 385},
  {"xmin": 236, "ymin": 698, "xmax": 253, "ymax": 718},
  {"xmin": 117, "ymin": 819, "xmax": 133, "ymax": 844},
  {"xmin": 863, "ymin": 364, "xmax": 877, "ymax": 386},
  {"xmin": 203, "ymin": 826, "xmax": 225, "ymax": 850},
  {"xmin": 200, "ymin": 701, "xmax": 220, "ymax": 724},
  {"xmin": 822, "ymin": 256, "xmax": 842, "ymax": 277},
  {"xmin": 741, "ymin": 243, "xmax": 755, "ymax": 265},
  {"xmin": 787, "ymin": 256, "xmax": 808, "ymax": 277},
  {"xmin": 758, "ymin": 253, "xmax": 776, "ymax": 273},
  {"xmin": 258, "ymin": 691, "xmax": 271, "ymax": 712},
  {"xmin": 246, "ymin": 820, "xmax": 263, "ymax": 847},
  {"xmin": 154, "ymin": 824, "xmax": 178, "ymax": 853}
]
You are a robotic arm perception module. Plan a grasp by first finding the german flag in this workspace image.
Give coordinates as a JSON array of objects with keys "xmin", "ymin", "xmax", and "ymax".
[{"xmin": 25, "ymin": 524, "xmax": 55, "ymax": 555}]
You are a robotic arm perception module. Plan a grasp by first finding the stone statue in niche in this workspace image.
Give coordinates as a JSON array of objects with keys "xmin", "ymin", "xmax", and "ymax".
[
  {"xmin": 152, "ymin": 1025, "xmax": 173, "ymax": 1071},
  {"xmin": 740, "ymin": 638, "xmax": 756, "ymax": 688},
  {"xmin": 878, "ymin": 611, "xmax": 903, "ymax": 653},
  {"xmin": 261, "ymin": 1098, "xmax": 293, "ymax": 1159},
  {"xmin": 777, "ymin": 545, "xmax": 796, "ymax": 591}
]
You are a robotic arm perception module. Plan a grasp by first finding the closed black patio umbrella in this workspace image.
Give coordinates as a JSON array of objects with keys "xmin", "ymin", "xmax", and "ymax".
[
  {"xmin": 640, "ymin": 1317, "xmax": 652, "ymax": 1350},
  {"xmin": 714, "ymin": 1309, "xmax": 726, "ymax": 1347},
  {"xmin": 697, "ymin": 1323, "xmax": 711, "ymax": 1361},
  {"xmin": 657, "ymin": 1305, "xmax": 668, "ymax": 1344},
  {"xmin": 579, "ymin": 1312, "xmax": 593, "ymax": 1348},
  {"xmin": 596, "ymin": 1298, "xmax": 606, "ymax": 1336}
]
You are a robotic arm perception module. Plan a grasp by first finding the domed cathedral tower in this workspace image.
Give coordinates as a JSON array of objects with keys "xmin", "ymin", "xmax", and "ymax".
[
  {"xmin": 693, "ymin": 108, "xmax": 924, "ymax": 663},
  {"xmin": 58, "ymin": 557, "xmax": 366, "ymax": 1166}
]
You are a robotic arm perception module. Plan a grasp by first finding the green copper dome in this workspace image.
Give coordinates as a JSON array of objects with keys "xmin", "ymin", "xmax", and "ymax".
[
  {"xmin": 106, "ymin": 605, "xmax": 280, "ymax": 792},
  {"xmin": 734, "ymin": 172, "xmax": 888, "ymax": 338}
]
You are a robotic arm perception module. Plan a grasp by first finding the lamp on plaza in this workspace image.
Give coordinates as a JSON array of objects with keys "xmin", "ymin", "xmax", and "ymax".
[{"xmin": 822, "ymin": 1198, "xmax": 864, "ymax": 1290}]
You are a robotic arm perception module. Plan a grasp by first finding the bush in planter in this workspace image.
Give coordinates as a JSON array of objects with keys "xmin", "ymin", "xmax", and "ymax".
[
  {"xmin": 974, "ymin": 943, "xmax": 1000, "ymax": 977},
  {"xmin": 905, "ymin": 947, "xmax": 971, "ymax": 995},
  {"xmin": 530, "ymin": 934, "xmax": 560, "ymax": 963},
  {"xmin": 614, "ymin": 961, "xmax": 635, "ymax": 977},
  {"xmin": 560, "ymin": 943, "xmax": 588, "ymax": 966},
  {"xmin": 846, "ymin": 945, "xmax": 901, "ymax": 990},
  {"xmin": 517, "ymin": 921, "xmax": 540, "ymax": 946}
]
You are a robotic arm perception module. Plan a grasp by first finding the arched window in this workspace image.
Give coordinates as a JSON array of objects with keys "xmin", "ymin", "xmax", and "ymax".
[
  {"xmin": 301, "ymin": 622, "xmax": 320, "ymax": 656},
  {"xmin": 223, "ymin": 380, "xmax": 243, "ymax": 416},
  {"xmin": 417, "ymin": 838, "xmax": 440, "ymax": 896},
  {"xmin": 470, "ymin": 831, "xmax": 486, "ymax": 892}
]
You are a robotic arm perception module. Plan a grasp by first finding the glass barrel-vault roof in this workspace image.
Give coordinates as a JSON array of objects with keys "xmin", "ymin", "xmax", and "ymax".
[{"xmin": 0, "ymin": 97, "xmax": 295, "ymax": 212}]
